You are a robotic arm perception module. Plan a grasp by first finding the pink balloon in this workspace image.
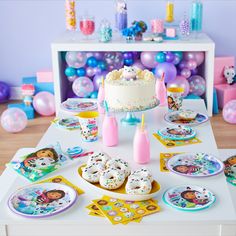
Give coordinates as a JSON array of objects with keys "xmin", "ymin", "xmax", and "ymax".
[
  {"xmin": 186, "ymin": 59, "xmax": 197, "ymax": 70},
  {"xmin": 33, "ymin": 92, "xmax": 55, "ymax": 116},
  {"xmin": 183, "ymin": 52, "xmax": 205, "ymax": 66},
  {"xmin": 140, "ymin": 52, "xmax": 158, "ymax": 68},
  {"xmin": 223, "ymin": 100, "xmax": 236, "ymax": 124},
  {"xmin": 180, "ymin": 68, "xmax": 191, "ymax": 79},
  {"xmin": 133, "ymin": 60, "xmax": 145, "ymax": 70},
  {"xmin": 178, "ymin": 60, "xmax": 188, "ymax": 70},
  {"xmin": 167, "ymin": 75, "xmax": 190, "ymax": 97},
  {"xmin": 86, "ymin": 67, "xmax": 96, "ymax": 77},
  {"xmin": 1, "ymin": 108, "xmax": 27, "ymax": 133}
]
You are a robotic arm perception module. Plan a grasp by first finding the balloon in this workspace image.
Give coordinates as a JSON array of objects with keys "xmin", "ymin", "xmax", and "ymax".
[
  {"xmin": 123, "ymin": 52, "xmax": 134, "ymax": 60},
  {"xmin": 66, "ymin": 51, "xmax": 87, "ymax": 68},
  {"xmin": 76, "ymin": 67, "xmax": 86, "ymax": 77},
  {"xmin": 1, "ymin": 108, "xmax": 27, "ymax": 133},
  {"xmin": 104, "ymin": 52, "xmax": 124, "ymax": 71},
  {"xmin": 183, "ymin": 52, "xmax": 205, "ymax": 66},
  {"xmin": 124, "ymin": 58, "xmax": 134, "ymax": 66},
  {"xmin": 86, "ymin": 67, "xmax": 96, "ymax": 77},
  {"xmin": 97, "ymin": 61, "xmax": 107, "ymax": 71},
  {"xmin": 72, "ymin": 77, "xmax": 94, "ymax": 97},
  {"xmin": 167, "ymin": 75, "xmax": 190, "ymax": 97},
  {"xmin": 132, "ymin": 60, "xmax": 145, "ymax": 70},
  {"xmin": 93, "ymin": 67, "xmax": 102, "ymax": 75},
  {"xmin": 93, "ymin": 72, "xmax": 108, "ymax": 91},
  {"xmin": 133, "ymin": 52, "xmax": 140, "ymax": 60},
  {"xmin": 223, "ymin": 100, "xmax": 236, "ymax": 124},
  {"xmin": 188, "ymin": 75, "xmax": 206, "ymax": 96},
  {"xmin": 67, "ymin": 75, "xmax": 77, "ymax": 82},
  {"xmin": 140, "ymin": 52, "xmax": 158, "ymax": 68},
  {"xmin": 185, "ymin": 94, "xmax": 201, "ymax": 99},
  {"xmin": 191, "ymin": 68, "xmax": 198, "ymax": 75},
  {"xmin": 165, "ymin": 52, "xmax": 175, "ymax": 63},
  {"xmin": 33, "ymin": 92, "xmax": 55, "ymax": 116},
  {"xmin": 86, "ymin": 52, "xmax": 94, "ymax": 58},
  {"xmin": 172, "ymin": 55, "xmax": 181, "ymax": 65},
  {"xmin": 0, "ymin": 81, "xmax": 10, "ymax": 103},
  {"xmin": 178, "ymin": 60, "xmax": 188, "ymax": 70},
  {"xmin": 90, "ymin": 91, "xmax": 98, "ymax": 99},
  {"xmin": 156, "ymin": 52, "xmax": 166, "ymax": 63},
  {"xmin": 186, "ymin": 59, "xmax": 197, "ymax": 70},
  {"xmin": 87, "ymin": 56, "xmax": 98, "ymax": 68},
  {"xmin": 174, "ymin": 51, "xmax": 183, "ymax": 61},
  {"xmin": 180, "ymin": 68, "xmax": 191, "ymax": 79},
  {"xmin": 93, "ymin": 52, "xmax": 104, "ymax": 60},
  {"xmin": 155, "ymin": 62, "xmax": 177, "ymax": 83},
  {"xmin": 65, "ymin": 67, "xmax": 76, "ymax": 77}
]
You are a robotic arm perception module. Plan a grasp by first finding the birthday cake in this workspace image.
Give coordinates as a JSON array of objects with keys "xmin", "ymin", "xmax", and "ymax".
[{"xmin": 105, "ymin": 66, "xmax": 158, "ymax": 112}]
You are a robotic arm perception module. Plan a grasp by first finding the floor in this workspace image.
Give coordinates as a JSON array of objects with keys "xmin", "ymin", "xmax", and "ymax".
[{"xmin": 0, "ymin": 101, "xmax": 236, "ymax": 175}]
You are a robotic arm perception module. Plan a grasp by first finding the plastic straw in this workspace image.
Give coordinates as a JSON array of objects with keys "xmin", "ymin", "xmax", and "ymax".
[
  {"xmin": 141, "ymin": 114, "xmax": 145, "ymax": 130},
  {"xmin": 104, "ymin": 100, "xmax": 109, "ymax": 114}
]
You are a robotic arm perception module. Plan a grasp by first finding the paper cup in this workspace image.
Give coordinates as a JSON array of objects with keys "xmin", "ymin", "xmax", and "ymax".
[
  {"xmin": 167, "ymin": 87, "xmax": 184, "ymax": 111},
  {"xmin": 77, "ymin": 111, "xmax": 99, "ymax": 142}
]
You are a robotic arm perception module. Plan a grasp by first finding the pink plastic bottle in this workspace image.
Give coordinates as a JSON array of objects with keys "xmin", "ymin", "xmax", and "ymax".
[
  {"xmin": 133, "ymin": 125, "xmax": 150, "ymax": 164},
  {"xmin": 102, "ymin": 114, "xmax": 118, "ymax": 147},
  {"xmin": 156, "ymin": 75, "xmax": 167, "ymax": 106},
  {"xmin": 97, "ymin": 84, "xmax": 105, "ymax": 114}
]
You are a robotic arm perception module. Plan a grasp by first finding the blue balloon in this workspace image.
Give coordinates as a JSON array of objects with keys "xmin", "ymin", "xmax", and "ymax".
[
  {"xmin": 76, "ymin": 67, "xmax": 86, "ymax": 77},
  {"xmin": 156, "ymin": 52, "xmax": 166, "ymax": 63},
  {"xmin": 87, "ymin": 56, "xmax": 98, "ymax": 68},
  {"xmin": 65, "ymin": 67, "xmax": 76, "ymax": 77},
  {"xmin": 124, "ymin": 58, "xmax": 134, "ymax": 66},
  {"xmin": 90, "ymin": 91, "xmax": 98, "ymax": 98},
  {"xmin": 97, "ymin": 61, "xmax": 107, "ymax": 71}
]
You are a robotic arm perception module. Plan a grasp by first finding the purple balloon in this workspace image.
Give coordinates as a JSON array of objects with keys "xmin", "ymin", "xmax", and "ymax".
[
  {"xmin": 180, "ymin": 68, "xmax": 191, "ymax": 79},
  {"xmin": 191, "ymin": 68, "xmax": 198, "ymax": 75},
  {"xmin": 72, "ymin": 77, "xmax": 94, "ymax": 98},
  {"xmin": 188, "ymin": 75, "xmax": 206, "ymax": 96},
  {"xmin": 93, "ymin": 72, "xmax": 108, "ymax": 91},
  {"xmin": 155, "ymin": 62, "xmax": 177, "ymax": 83},
  {"xmin": 140, "ymin": 52, "xmax": 158, "ymax": 68},
  {"xmin": 186, "ymin": 59, "xmax": 197, "ymax": 70},
  {"xmin": 167, "ymin": 75, "xmax": 190, "ymax": 97},
  {"xmin": 0, "ymin": 81, "xmax": 10, "ymax": 103},
  {"xmin": 67, "ymin": 75, "xmax": 77, "ymax": 82},
  {"xmin": 33, "ymin": 92, "xmax": 55, "ymax": 116},
  {"xmin": 93, "ymin": 52, "xmax": 104, "ymax": 60},
  {"xmin": 93, "ymin": 67, "xmax": 102, "ymax": 75},
  {"xmin": 86, "ymin": 67, "xmax": 96, "ymax": 77},
  {"xmin": 133, "ymin": 52, "xmax": 140, "ymax": 60},
  {"xmin": 173, "ymin": 55, "xmax": 181, "ymax": 65},
  {"xmin": 178, "ymin": 60, "xmax": 188, "ymax": 70},
  {"xmin": 104, "ymin": 52, "xmax": 124, "ymax": 71},
  {"xmin": 123, "ymin": 52, "xmax": 134, "ymax": 60},
  {"xmin": 165, "ymin": 52, "xmax": 175, "ymax": 63},
  {"xmin": 133, "ymin": 60, "xmax": 145, "ymax": 70},
  {"xmin": 183, "ymin": 52, "xmax": 205, "ymax": 66}
]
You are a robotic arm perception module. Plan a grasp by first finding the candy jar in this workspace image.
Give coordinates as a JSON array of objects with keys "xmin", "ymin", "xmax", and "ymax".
[
  {"xmin": 179, "ymin": 13, "xmax": 190, "ymax": 39},
  {"xmin": 65, "ymin": 0, "xmax": 77, "ymax": 32},
  {"xmin": 133, "ymin": 115, "xmax": 150, "ymax": 164},
  {"xmin": 79, "ymin": 14, "xmax": 95, "ymax": 39},
  {"xmin": 191, "ymin": 0, "xmax": 203, "ymax": 36},
  {"xmin": 99, "ymin": 19, "xmax": 112, "ymax": 43},
  {"xmin": 115, "ymin": 0, "xmax": 128, "ymax": 32},
  {"xmin": 166, "ymin": 1, "xmax": 174, "ymax": 23}
]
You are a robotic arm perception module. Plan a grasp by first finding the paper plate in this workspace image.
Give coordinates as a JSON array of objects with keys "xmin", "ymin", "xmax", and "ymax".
[
  {"xmin": 54, "ymin": 117, "xmax": 80, "ymax": 130},
  {"xmin": 164, "ymin": 111, "xmax": 209, "ymax": 126},
  {"xmin": 167, "ymin": 153, "xmax": 224, "ymax": 177},
  {"xmin": 8, "ymin": 183, "xmax": 77, "ymax": 218},
  {"xmin": 163, "ymin": 185, "xmax": 216, "ymax": 212},
  {"xmin": 78, "ymin": 165, "xmax": 161, "ymax": 201},
  {"xmin": 158, "ymin": 125, "xmax": 196, "ymax": 141},
  {"xmin": 61, "ymin": 99, "xmax": 97, "ymax": 113},
  {"xmin": 224, "ymin": 155, "xmax": 236, "ymax": 186}
]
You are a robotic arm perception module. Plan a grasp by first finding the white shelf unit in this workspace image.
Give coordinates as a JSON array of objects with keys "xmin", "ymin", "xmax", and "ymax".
[{"xmin": 51, "ymin": 33, "xmax": 215, "ymax": 116}]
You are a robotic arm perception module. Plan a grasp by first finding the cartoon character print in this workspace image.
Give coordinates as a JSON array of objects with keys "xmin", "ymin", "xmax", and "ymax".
[
  {"xmin": 122, "ymin": 66, "xmax": 137, "ymax": 81},
  {"xmin": 223, "ymin": 66, "xmax": 236, "ymax": 85},
  {"xmin": 224, "ymin": 155, "xmax": 236, "ymax": 178},
  {"xmin": 173, "ymin": 165, "xmax": 201, "ymax": 175},
  {"xmin": 181, "ymin": 188, "xmax": 209, "ymax": 206},
  {"xmin": 35, "ymin": 190, "xmax": 65, "ymax": 205},
  {"xmin": 168, "ymin": 96, "xmax": 181, "ymax": 111}
]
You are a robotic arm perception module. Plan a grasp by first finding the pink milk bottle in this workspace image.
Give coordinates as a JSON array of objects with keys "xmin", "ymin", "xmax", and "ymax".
[
  {"xmin": 156, "ymin": 73, "xmax": 167, "ymax": 106},
  {"xmin": 102, "ymin": 114, "xmax": 118, "ymax": 147},
  {"xmin": 133, "ymin": 123, "xmax": 150, "ymax": 164},
  {"xmin": 97, "ymin": 78, "xmax": 105, "ymax": 114}
]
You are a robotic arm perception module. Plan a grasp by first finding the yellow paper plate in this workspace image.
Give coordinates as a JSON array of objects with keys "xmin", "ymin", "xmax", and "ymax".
[{"xmin": 78, "ymin": 164, "xmax": 161, "ymax": 201}]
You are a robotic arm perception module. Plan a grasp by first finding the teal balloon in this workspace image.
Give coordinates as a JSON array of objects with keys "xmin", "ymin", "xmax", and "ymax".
[
  {"xmin": 76, "ymin": 67, "xmax": 86, "ymax": 77},
  {"xmin": 156, "ymin": 52, "xmax": 166, "ymax": 63},
  {"xmin": 97, "ymin": 61, "xmax": 107, "ymax": 71},
  {"xmin": 90, "ymin": 91, "xmax": 98, "ymax": 98},
  {"xmin": 65, "ymin": 67, "xmax": 76, "ymax": 77},
  {"xmin": 174, "ymin": 51, "xmax": 183, "ymax": 61}
]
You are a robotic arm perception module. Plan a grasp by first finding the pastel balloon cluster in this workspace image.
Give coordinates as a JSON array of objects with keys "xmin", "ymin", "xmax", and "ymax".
[{"xmin": 64, "ymin": 51, "xmax": 206, "ymax": 99}]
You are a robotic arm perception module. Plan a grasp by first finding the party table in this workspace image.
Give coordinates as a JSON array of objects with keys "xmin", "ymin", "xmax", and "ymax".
[
  {"xmin": 51, "ymin": 33, "xmax": 215, "ymax": 116},
  {"xmin": 0, "ymin": 100, "xmax": 235, "ymax": 236}
]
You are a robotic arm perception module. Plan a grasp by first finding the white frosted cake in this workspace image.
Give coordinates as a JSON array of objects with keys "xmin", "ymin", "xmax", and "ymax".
[{"xmin": 105, "ymin": 66, "xmax": 158, "ymax": 112}]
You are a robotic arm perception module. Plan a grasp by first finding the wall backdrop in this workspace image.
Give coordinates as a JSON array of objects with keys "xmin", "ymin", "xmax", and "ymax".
[{"xmin": 0, "ymin": 0, "xmax": 236, "ymax": 86}]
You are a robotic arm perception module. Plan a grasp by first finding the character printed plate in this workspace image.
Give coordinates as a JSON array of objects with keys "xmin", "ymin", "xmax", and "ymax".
[
  {"xmin": 163, "ymin": 185, "xmax": 216, "ymax": 212},
  {"xmin": 157, "ymin": 125, "xmax": 196, "ymax": 141},
  {"xmin": 61, "ymin": 99, "xmax": 97, "ymax": 113},
  {"xmin": 8, "ymin": 183, "xmax": 77, "ymax": 218},
  {"xmin": 164, "ymin": 111, "xmax": 209, "ymax": 126},
  {"xmin": 78, "ymin": 165, "xmax": 161, "ymax": 201},
  {"xmin": 53, "ymin": 117, "xmax": 80, "ymax": 130},
  {"xmin": 224, "ymin": 155, "xmax": 236, "ymax": 186},
  {"xmin": 167, "ymin": 153, "xmax": 224, "ymax": 177}
]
